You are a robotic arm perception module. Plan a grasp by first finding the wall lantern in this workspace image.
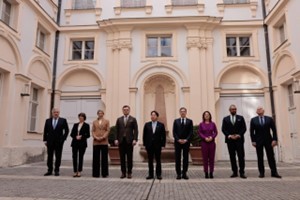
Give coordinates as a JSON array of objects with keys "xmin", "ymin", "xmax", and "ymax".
[
  {"xmin": 294, "ymin": 79, "xmax": 300, "ymax": 94},
  {"xmin": 20, "ymin": 83, "xmax": 30, "ymax": 97}
]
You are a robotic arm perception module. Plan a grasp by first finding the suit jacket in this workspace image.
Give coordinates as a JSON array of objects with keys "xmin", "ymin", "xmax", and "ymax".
[
  {"xmin": 43, "ymin": 117, "xmax": 69, "ymax": 145},
  {"xmin": 115, "ymin": 115, "xmax": 138, "ymax": 144},
  {"xmin": 143, "ymin": 121, "xmax": 166, "ymax": 150},
  {"xmin": 173, "ymin": 118, "xmax": 193, "ymax": 143},
  {"xmin": 92, "ymin": 118, "xmax": 110, "ymax": 145},
  {"xmin": 222, "ymin": 115, "xmax": 247, "ymax": 143},
  {"xmin": 250, "ymin": 115, "xmax": 277, "ymax": 146},
  {"xmin": 70, "ymin": 122, "xmax": 90, "ymax": 148}
]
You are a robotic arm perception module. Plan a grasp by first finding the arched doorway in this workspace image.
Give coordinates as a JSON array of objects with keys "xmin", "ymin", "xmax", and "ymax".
[
  {"xmin": 57, "ymin": 67, "xmax": 105, "ymax": 160},
  {"xmin": 143, "ymin": 75, "xmax": 176, "ymax": 140},
  {"xmin": 216, "ymin": 64, "xmax": 266, "ymax": 160}
]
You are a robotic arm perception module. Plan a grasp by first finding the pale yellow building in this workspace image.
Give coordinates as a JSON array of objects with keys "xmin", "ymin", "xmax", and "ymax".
[{"xmin": 0, "ymin": 0, "xmax": 299, "ymax": 167}]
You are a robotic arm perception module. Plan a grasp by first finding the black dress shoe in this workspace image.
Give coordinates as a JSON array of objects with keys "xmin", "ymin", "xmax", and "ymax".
[
  {"xmin": 156, "ymin": 176, "xmax": 162, "ymax": 180},
  {"xmin": 230, "ymin": 173, "xmax": 238, "ymax": 178},
  {"xmin": 259, "ymin": 174, "xmax": 265, "ymax": 178},
  {"xmin": 44, "ymin": 172, "xmax": 52, "ymax": 176},
  {"xmin": 182, "ymin": 174, "xmax": 189, "ymax": 180},
  {"xmin": 205, "ymin": 173, "xmax": 209, "ymax": 179},
  {"xmin": 146, "ymin": 176, "xmax": 154, "ymax": 180},
  {"xmin": 271, "ymin": 174, "xmax": 282, "ymax": 178},
  {"xmin": 176, "ymin": 175, "xmax": 181, "ymax": 180},
  {"xmin": 120, "ymin": 174, "xmax": 126, "ymax": 179},
  {"xmin": 240, "ymin": 174, "xmax": 247, "ymax": 179},
  {"xmin": 54, "ymin": 172, "xmax": 60, "ymax": 176},
  {"xmin": 209, "ymin": 172, "xmax": 214, "ymax": 179},
  {"xmin": 127, "ymin": 173, "xmax": 132, "ymax": 179}
]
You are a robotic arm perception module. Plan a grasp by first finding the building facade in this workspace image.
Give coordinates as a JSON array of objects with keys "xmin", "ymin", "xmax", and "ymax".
[{"xmin": 0, "ymin": 0, "xmax": 299, "ymax": 167}]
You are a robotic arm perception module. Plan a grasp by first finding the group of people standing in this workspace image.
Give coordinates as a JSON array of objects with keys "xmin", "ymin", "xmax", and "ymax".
[{"xmin": 42, "ymin": 104, "xmax": 281, "ymax": 180}]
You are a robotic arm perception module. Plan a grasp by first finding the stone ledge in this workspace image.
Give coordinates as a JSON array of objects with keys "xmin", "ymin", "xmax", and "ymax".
[{"xmin": 0, "ymin": 146, "xmax": 46, "ymax": 167}]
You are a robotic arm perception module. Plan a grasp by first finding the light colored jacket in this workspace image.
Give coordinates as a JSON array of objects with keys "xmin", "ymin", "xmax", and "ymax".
[{"xmin": 92, "ymin": 118, "xmax": 110, "ymax": 145}]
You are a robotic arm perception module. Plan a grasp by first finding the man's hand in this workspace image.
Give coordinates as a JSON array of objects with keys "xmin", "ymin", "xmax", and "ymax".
[
  {"xmin": 252, "ymin": 142, "xmax": 256, "ymax": 147},
  {"xmin": 114, "ymin": 140, "xmax": 119, "ymax": 146},
  {"xmin": 271, "ymin": 140, "xmax": 278, "ymax": 147},
  {"xmin": 132, "ymin": 140, "xmax": 137, "ymax": 146}
]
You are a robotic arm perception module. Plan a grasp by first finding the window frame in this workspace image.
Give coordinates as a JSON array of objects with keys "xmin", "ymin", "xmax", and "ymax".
[
  {"xmin": 226, "ymin": 35, "xmax": 251, "ymax": 57},
  {"xmin": 0, "ymin": 0, "xmax": 19, "ymax": 30},
  {"xmin": 171, "ymin": 0, "xmax": 198, "ymax": 6},
  {"xmin": 70, "ymin": 39, "xmax": 95, "ymax": 61},
  {"xmin": 120, "ymin": 0, "xmax": 146, "ymax": 8},
  {"xmin": 36, "ymin": 24, "xmax": 50, "ymax": 53},
  {"xmin": 72, "ymin": 0, "xmax": 96, "ymax": 10},
  {"xmin": 288, "ymin": 84, "xmax": 294, "ymax": 108},
  {"xmin": 28, "ymin": 86, "xmax": 39, "ymax": 132},
  {"xmin": 223, "ymin": 0, "xmax": 249, "ymax": 4},
  {"xmin": 221, "ymin": 29, "xmax": 259, "ymax": 62},
  {"xmin": 146, "ymin": 35, "xmax": 173, "ymax": 58}
]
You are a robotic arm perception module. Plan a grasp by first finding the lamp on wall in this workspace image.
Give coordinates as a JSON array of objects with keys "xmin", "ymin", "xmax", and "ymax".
[
  {"xmin": 294, "ymin": 79, "xmax": 300, "ymax": 94},
  {"xmin": 20, "ymin": 83, "xmax": 30, "ymax": 97}
]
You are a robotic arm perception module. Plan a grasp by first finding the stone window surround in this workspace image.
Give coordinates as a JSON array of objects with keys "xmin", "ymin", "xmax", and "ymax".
[
  {"xmin": 114, "ymin": 0, "xmax": 152, "ymax": 15},
  {"xmin": 0, "ymin": 0, "xmax": 20, "ymax": 31},
  {"xmin": 216, "ymin": 0, "xmax": 258, "ymax": 17},
  {"xmin": 35, "ymin": 23, "xmax": 51, "ymax": 55},
  {"xmin": 141, "ymin": 30, "xmax": 178, "ymax": 62},
  {"xmin": 64, "ymin": 0, "xmax": 102, "ymax": 24},
  {"xmin": 165, "ymin": 0, "xmax": 205, "ymax": 14},
  {"xmin": 221, "ymin": 28, "xmax": 260, "ymax": 62},
  {"xmin": 64, "ymin": 33, "xmax": 99, "ymax": 65}
]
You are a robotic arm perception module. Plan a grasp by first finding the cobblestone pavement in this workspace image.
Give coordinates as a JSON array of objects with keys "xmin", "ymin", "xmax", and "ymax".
[{"xmin": 0, "ymin": 161, "xmax": 300, "ymax": 200}]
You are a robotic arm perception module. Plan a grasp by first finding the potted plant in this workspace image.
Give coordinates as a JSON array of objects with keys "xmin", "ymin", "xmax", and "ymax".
[
  {"xmin": 108, "ymin": 126, "xmax": 120, "ymax": 165},
  {"xmin": 189, "ymin": 125, "xmax": 203, "ymax": 165}
]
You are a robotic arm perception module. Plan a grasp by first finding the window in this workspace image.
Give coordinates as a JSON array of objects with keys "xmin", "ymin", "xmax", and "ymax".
[
  {"xmin": 71, "ymin": 40, "xmax": 94, "ymax": 60},
  {"xmin": 73, "ymin": 0, "xmax": 96, "ymax": 9},
  {"xmin": 278, "ymin": 24, "xmax": 286, "ymax": 44},
  {"xmin": 172, "ymin": 0, "xmax": 197, "ymax": 6},
  {"xmin": 288, "ymin": 84, "xmax": 294, "ymax": 108},
  {"xmin": 223, "ymin": 0, "xmax": 249, "ymax": 4},
  {"xmin": 36, "ymin": 25, "xmax": 49, "ymax": 52},
  {"xmin": 28, "ymin": 87, "xmax": 39, "ymax": 132},
  {"xmin": 1, "ymin": 0, "xmax": 11, "ymax": 25},
  {"xmin": 146, "ymin": 36, "xmax": 172, "ymax": 57},
  {"xmin": 121, "ymin": 0, "xmax": 146, "ymax": 8},
  {"xmin": 226, "ymin": 36, "xmax": 251, "ymax": 57}
]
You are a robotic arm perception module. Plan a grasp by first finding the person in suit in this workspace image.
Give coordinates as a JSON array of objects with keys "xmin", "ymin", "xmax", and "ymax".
[
  {"xmin": 250, "ymin": 106, "xmax": 281, "ymax": 178},
  {"xmin": 143, "ymin": 111, "xmax": 166, "ymax": 180},
  {"xmin": 173, "ymin": 107, "xmax": 193, "ymax": 180},
  {"xmin": 114, "ymin": 105, "xmax": 138, "ymax": 179},
  {"xmin": 92, "ymin": 110, "xmax": 110, "ymax": 178},
  {"xmin": 70, "ymin": 112, "xmax": 90, "ymax": 177},
  {"xmin": 198, "ymin": 111, "xmax": 218, "ymax": 179},
  {"xmin": 221, "ymin": 105, "xmax": 247, "ymax": 179},
  {"xmin": 43, "ymin": 108, "xmax": 69, "ymax": 176}
]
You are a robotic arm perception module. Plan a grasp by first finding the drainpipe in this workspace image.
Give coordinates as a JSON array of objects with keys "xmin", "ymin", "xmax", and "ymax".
[
  {"xmin": 50, "ymin": 0, "xmax": 62, "ymax": 115},
  {"xmin": 261, "ymin": 0, "xmax": 276, "ymax": 122}
]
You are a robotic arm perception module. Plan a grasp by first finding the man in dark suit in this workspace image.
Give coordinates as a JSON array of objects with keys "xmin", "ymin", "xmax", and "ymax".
[
  {"xmin": 115, "ymin": 105, "xmax": 138, "ymax": 179},
  {"xmin": 43, "ymin": 108, "xmax": 69, "ymax": 176},
  {"xmin": 222, "ymin": 104, "xmax": 247, "ymax": 179},
  {"xmin": 143, "ymin": 111, "xmax": 166, "ymax": 180},
  {"xmin": 250, "ymin": 106, "xmax": 281, "ymax": 178},
  {"xmin": 173, "ymin": 107, "xmax": 193, "ymax": 180}
]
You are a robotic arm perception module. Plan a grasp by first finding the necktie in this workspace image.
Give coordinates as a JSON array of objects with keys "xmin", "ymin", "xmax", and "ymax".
[
  {"xmin": 181, "ymin": 118, "xmax": 184, "ymax": 126},
  {"xmin": 231, "ymin": 115, "xmax": 235, "ymax": 125},
  {"xmin": 53, "ymin": 119, "xmax": 57, "ymax": 129},
  {"xmin": 260, "ymin": 117, "xmax": 264, "ymax": 125},
  {"xmin": 124, "ymin": 116, "xmax": 128, "ymax": 126}
]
